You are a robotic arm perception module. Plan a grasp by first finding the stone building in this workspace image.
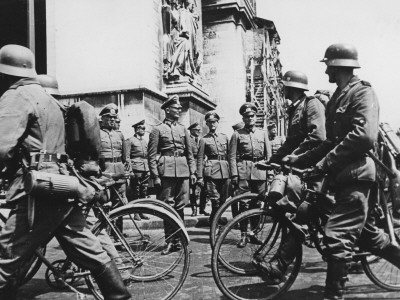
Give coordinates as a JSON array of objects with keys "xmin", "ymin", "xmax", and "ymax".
[{"xmin": 0, "ymin": 0, "xmax": 284, "ymax": 137}]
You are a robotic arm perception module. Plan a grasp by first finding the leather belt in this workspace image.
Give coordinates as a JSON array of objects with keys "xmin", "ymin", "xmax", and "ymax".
[
  {"xmin": 162, "ymin": 150, "xmax": 185, "ymax": 157},
  {"xmin": 30, "ymin": 152, "xmax": 68, "ymax": 165},
  {"xmin": 208, "ymin": 155, "xmax": 227, "ymax": 160},
  {"xmin": 102, "ymin": 157, "xmax": 122, "ymax": 163},
  {"xmin": 241, "ymin": 156, "xmax": 264, "ymax": 162}
]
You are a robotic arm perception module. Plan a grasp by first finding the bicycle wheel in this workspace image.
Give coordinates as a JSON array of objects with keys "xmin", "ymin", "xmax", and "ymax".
[
  {"xmin": 212, "ymin": 208, "xmax": 302, "ymax": 300},
  {"xmin": 361, "ymin": 197, "xmax": 400, "ymax": 291},
  {"xmin": 86, "ymin": 206, "xmax": 190, "ymax": 300},
  {"xmin": 210, "ymin": 193, "xmax": 260, "ymax": 248},
  {"xmin": 0, "ymin": 210, "xmax": 46, "ymax": 287}
]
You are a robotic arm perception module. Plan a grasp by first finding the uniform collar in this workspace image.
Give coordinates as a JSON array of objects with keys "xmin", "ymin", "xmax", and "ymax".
[
  {"xmin": 164, "ymin": 118, "xmax": 176, "ymax": 126},
  {"xmin": 9, "ymin": 77, "xmax": 40, "ymax": 90},
  {"xmin": 134, "ymin": 133, "xmax": 142, "ymax": 140},
  {"xmin": 290, "ymin": 95, "xmax": 306, "ymax": 109},
  {"xmin": 244, "ymin": 126, "xmax": 256, "ymax": 133},
  {"xmin": 333, "ymin": 75, "xmax": 361, "ymax": 103},
  {"xmin": 101, "ymin": 127, "xmax": 113, "ymax": 133}
]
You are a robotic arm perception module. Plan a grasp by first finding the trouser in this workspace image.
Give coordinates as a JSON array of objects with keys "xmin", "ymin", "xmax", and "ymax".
[
  {"xmin": 85, "ymin": 208, "xmax": 120, "ymax": 261},
  {"xmin": 236, "ymin": 179, "xmax": 266, "ymax": 232},
  {"xmin": 189, "ymin": 182, "xmax": 201, "ymax": 207},
  {"xmin": 158, "ymin": 177, "xmax": 189, "ymax": 240},
  {"xmin": 129, "ymin": 171, "xmax": 149, "ymax": 200},
  {"xmin": 323, "ymin": 182, "xmax": 400, "ymax": 299},
  {"xmin": 0, "ymin": 199, "xmax": 111, "ymax": 294},
  {"xmin": 205, "ymin": 178, "xmax": 230, "ymax": 220}
]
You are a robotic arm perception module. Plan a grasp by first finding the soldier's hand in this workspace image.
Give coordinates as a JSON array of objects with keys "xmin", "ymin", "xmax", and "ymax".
[
  {"xmin": 190, "ymin": 174, "xmax": 197, "ymax": 185},
  {"xmin": 197, "ymin": 178, "xmax": 204, "ymax": 187},
  {"xmin": 282, "ymin": 155, "xmax": 299, "ymax": 166},
  {"xmin": 154, "ymin": 176, "xmax": 162, "ymax": 188}
]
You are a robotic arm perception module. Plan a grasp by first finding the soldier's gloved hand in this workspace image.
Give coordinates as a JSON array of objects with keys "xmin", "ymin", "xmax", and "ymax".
[
  {"xmin": 282, "ymin": 155, "xmax": 299, "ymax": 166},
  {"xmin": 154, "ymin": 176, "xmax": 162, "ymax": 188},
  {"xmin": 231, "ymin": 176, "xmax": 238, "ymax": 187},
  {"xmin": 197, "ymin": 178, "xmax": 204, "ymax": 187},
  {"xmin": 190, "ymin": 174, "xmax": 197, "ymax": 185}
]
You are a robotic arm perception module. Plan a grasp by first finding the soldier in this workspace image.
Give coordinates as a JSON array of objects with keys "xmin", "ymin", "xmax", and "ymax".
[
  {"xmin": 99, "ymin": 104, "xmax": 128, "ymax": 235},
  {"xmin": 125, "ymin": 120, "xmax": 150, "ymax": 220},
  {"xmin": 197, "ymin": 111, "xmax": 230, "ymax": 222},
  {"xmin": 284, "ymin": 43, "xmax": 400, "ymax": 300},
  {"xmin": 0, "ymin": 45, "xmax": 130, "ymax": 299},
  {"xmin": 37, "ymin": 74, "xmax": 61, "ymax": 99},
  {"xmin": 229, "ymin": 103, "xmax": 272, "ymax": 247},
  {"xmin": 253, "ymin": 70, "xmax": 326, "ymax": 282},
  {"xmin": 188, "ymin": 122, "xmax": 208, "ymax": 217},
  {"xmin": 267, "ymin": 121, "xmax": 285, "ymax": 155},
  {"xmin": 148, "ymin": 95, "xmax": 196, "ymax": 255}
]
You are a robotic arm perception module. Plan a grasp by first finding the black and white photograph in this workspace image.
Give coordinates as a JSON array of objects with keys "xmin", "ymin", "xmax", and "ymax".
[{"xmin": 0, "ymin": 0, "xmax": 400, "ymax": 299}]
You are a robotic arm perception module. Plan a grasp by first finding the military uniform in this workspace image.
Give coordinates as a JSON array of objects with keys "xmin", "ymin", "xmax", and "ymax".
[
  {"xmin": 0, "ymin": 78, "xmax": 122, "ymax": 297},
  {"xmin": 269, "ymin": 95, "xmax": 326, "ymax": 164},
  {"xmin": 148, "ymin": 119, "xmax": 195, "ymax": 214},
  {"xmin": 229, "ymin": 126, "xmax": 271, "ymax": 194},
  {"xmin": 125, "ymin": 133, "xmax": 149, "ymax": 200},
  {"xmin": 197, "ymin": 131, "xmax": 230, "ymax": 220},
  {"xmin": 99, "ymin": 126, "xmax": 127, "ymax": 202},
  {"xmin": 297, "ymin": 76, "xmax": 393, "ymax": 259}
]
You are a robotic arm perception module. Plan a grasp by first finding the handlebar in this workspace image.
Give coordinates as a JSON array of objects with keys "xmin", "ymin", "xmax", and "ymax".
[{"xmin": 255, "ymin": 161, "xmax": 324, "ymax": 180}]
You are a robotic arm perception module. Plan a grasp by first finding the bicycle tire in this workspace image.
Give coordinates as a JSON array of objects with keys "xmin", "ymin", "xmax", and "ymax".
[
  {"xmin": 212, "ymin": 208, "xmax": 303, "ymax": 300},
  {"xmin": 0, "ymin": 211, "xmax": 46, "ymax": 287},
  {"xmin": 85, "ymin": 205, "xmax": 190, "ymax": 300},
  {"xmin": 361, "ymin": 199, "xmax": 400, "ymax": 291},
  {"xmin": 210, "ymin": 193, "xmax": 260, "ymax": 248},
  {"xmin": 131, "ymin": 198, "xmax": 183, "ymax": 225}
]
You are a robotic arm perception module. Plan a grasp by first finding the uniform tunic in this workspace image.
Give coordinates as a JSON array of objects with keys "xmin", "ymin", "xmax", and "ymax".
[
  {"xmin": 189, "ymin": 135, "xmax": 202, "ymax": 207},
  {"xmin": 125, "ymin": 134, "xmax": 149, "ymax": 199},
  {"xmin": 270, "ymin": 95, "xmax": 326, "ymax": 165},
  {"xmin": 99, "ymin": 128, "xmax": 127, "ymax": 202},
  {"xmin": 197, "ymin": 132, "xmax": 230, "ymax": 206},
  {"xmin": 0, "ymin": 78, "xmax": 110, "ymax": 292},
  {"xmin": 148, "ymin": 119, "xmax": 195, "ymax": 211}
]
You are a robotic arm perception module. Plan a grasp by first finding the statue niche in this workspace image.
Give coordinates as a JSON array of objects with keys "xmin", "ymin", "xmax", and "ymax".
[{"xmin": 162, "ymin": 0, "xmax": 202, "ymax": 83}]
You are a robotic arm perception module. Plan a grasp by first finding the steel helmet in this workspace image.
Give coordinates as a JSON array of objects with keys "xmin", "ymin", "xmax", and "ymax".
[
  {"xmin": 0, "ymin": 44, "xmax": 37, "ymax": 77},
  {"xmin": 37, "ymin": 74, "xmax": 60, "ymax": 96},
  {"xmin": 282, "ymin": 70, "xmax": 308, "ymax": 91},
  {"xmin": 320, "ymin": 43, "xmax": 360, "ymax": 68}
]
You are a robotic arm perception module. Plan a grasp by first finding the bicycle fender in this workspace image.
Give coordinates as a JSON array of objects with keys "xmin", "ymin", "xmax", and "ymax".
[{"xmin": 109, "ymin": 203, "xmax": 190, "ymax": 243}]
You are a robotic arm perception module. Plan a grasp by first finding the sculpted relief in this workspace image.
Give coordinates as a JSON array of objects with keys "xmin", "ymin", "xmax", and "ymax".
[{"xmin": 162, "ymin": 0, "xmax": 202, "ymax": 83}]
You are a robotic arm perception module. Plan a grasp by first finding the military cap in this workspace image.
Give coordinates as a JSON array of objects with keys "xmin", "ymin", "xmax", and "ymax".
[
  {"xmin": 239, "ymin": 103, "xmax": 257, "ymax": 116},
  {"xmin": 267, "ymin": 121, "xmax": 277, "ymax": 129},
  {"xmin": 161, "ymin": 94, "xmax": 182, "ymax": 110},
  {"xmin": 188, "ymin": 122, "xmax": 200, "ymax": 130},
  {"xmin": 132, "ymin": 119, "xmax": 145, "ymax": 128},
  {"xmin": 99, "ymin": 103, "xmax": 118, "ymax": 117},
  {"xmin": 232, "ymin": 121, "xmax": 245, "ymax": 131},
  {"xmin": 205, "ymin": 111, "xmax": 220, "ymax": 122}
]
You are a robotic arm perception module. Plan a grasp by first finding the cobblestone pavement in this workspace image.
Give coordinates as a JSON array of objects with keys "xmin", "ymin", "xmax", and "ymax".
[{"xmin": 16, "ymin": 207, "xmax": 400, "ymax": 300}]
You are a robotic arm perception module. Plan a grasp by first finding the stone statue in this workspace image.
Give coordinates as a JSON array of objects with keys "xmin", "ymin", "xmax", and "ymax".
[
  {"xmin": 164, "ymin": 0, "xmax": 202, "ymax": 82},
  {"xmin": 162, "ymin": 0, "xmax": 180, "ymax": 78}
]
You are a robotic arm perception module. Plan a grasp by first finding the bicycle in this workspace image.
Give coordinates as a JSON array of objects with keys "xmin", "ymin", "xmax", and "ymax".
[
  {"xmin": 1, "ymin": 173, "xmax": 191, "ymax": 300},
  {"xmin": 209, "ymin": 165, "xmax": 277, "ymax": 249},
  {"xmin": 211, "ymin": 164, "xmax": 400, "ymax": 300}
]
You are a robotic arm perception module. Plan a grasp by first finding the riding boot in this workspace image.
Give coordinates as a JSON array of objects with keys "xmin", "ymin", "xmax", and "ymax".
[
  {"xmin": 237, "ymin": 216, "xmax": 248, "ymax": 248},
  {"xmin": 377, "ymin": 242, "xmax": 400, "ymax": 268},
  {"xmin": 237, "ymin": 232, "xmax": 248, "ymax": 248},
  {"xmin": 191, "ymin": 205, "xmax": 197, "ymax": 217},
  {"xmin": 324, "ymin": 260, "xmax": 348, "ymax": 300},
  {"xmin": 209, "ymin": 202, "xmax": 220, "ymax": 223},
  {"xmin": 252, "ymin": 232, "xmax": 297, "ymax": 281},
  {"xmin": 94, "ymin": 261, "xmax": 131, "ymax": 300}
]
